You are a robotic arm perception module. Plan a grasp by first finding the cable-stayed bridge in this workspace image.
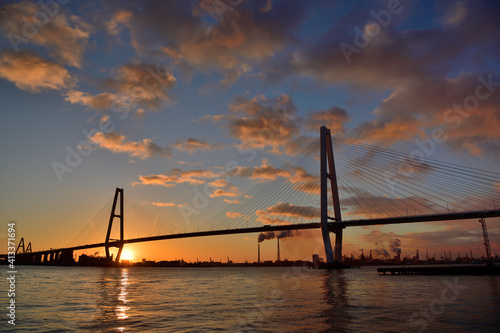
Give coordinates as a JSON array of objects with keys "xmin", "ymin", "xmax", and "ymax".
[{"xmin": 6, "ymin": 127, "xmax": 500, "ymax": 265}]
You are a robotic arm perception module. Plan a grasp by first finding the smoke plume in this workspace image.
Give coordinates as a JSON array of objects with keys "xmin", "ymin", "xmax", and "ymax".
[
  {"xmin": 258, "ymin": 231, "xmax": 275, "ymax": 243},
  {"xmin": 389, "ymin": 238, "xmax": 402, "ymax": 256},
  {"xmin": 258, "ymin": 230, "xmax": 295, "ymax": 242},
  {"xmin": 373, "ymin": 248, "xmax": 389, "ymax": 258},
  {"xmin": 277, "ymin": 230, "xmax": 294, "ymax": 239}
]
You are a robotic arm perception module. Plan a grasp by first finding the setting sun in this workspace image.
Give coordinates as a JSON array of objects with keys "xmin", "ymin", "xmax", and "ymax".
[{"xmin": 121, "ymin": 249, "xmax": 134, "ymax": 262}]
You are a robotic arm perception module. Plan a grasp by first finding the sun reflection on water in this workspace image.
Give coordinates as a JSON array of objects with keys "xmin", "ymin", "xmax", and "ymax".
[{"xmin": 116, "ymin": 269, "xmax": 130, "ymax": 320}]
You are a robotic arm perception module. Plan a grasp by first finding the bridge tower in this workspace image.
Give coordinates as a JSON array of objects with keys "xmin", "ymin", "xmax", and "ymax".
[
  {"xmin": 16, "ymin": 237, "xmax": 26, "ymax": 254},
  {"xmin": 105, "ymin": 188, "xmax": 124, "ymax": 263},
  {"xmin": 320, "ymin": 126, "xmax": 344, "ymax": 264}
]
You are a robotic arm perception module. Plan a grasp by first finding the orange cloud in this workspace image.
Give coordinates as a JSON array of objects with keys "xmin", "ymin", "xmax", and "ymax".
[
  {"xmin": 230, "ymin": 159, "xmax": 291, "ymax": 180},
  {"xmin": 203, "ymin": 94, "xmax": 316, "ymax": 155},
  {"xmin": 256, "ymin": 215, "xmax": 288, "ymax": 226},
  {"xmin": 210, "ymin": 187, "xmax": 239, "ymax": 198},
  {"xmin": 0, "ymin": 51, "xmax": 73, "ymax": 93},
  {"xmin": 152, "ymin": 202, "xmax": 185, "ymax": 208},
  {"xmin": 224, "ymin": 199, "xmax": 242, "ymax": 204},
  {"xmin": 226, "ymin": 211, "xmax": 248, "ymax": 219},
  {"xmin": 106, "ymin": 10, "xmax": 132, "ymax": 36},
  {"xmin": 288, "ymin": 167, "xmax": 320, "ymax": 195},
  {"xmin": 89, "ymin": 132, "xmax": 171, "ymax": 159},
  {"xmin": 305, "ymin": 107, "xmax": 349, "ymax": 135},
  {"xmin": 65, "ymin": 91, "xmax": 115, "ymax": 111},
  {"xmin": 135, "ymin": 169, "xmax": 218, "ymax": 187},
  {"xmin": 208, "ymin": 179, "xmax": 230, "ymax": 188}
]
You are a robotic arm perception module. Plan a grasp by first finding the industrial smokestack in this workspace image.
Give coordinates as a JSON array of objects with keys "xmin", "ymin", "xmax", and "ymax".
[
  {"xmin": 258, "ymin": 243, "xmax": 261, "ymax": 264},
  {"xmin": 277, "ymin": 238, "xmax": 280, "ymax": 262}
]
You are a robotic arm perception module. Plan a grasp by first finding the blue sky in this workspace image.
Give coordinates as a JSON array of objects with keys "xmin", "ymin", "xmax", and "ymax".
[{"xmin": 0, "ymin": 0, "xmax": 499, "ymax": 262}]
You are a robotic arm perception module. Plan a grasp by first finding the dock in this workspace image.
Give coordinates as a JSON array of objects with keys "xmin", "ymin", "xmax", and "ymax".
[{"xmin": 377, "ymin": 265, "xmax": 500, "ymax": 275}]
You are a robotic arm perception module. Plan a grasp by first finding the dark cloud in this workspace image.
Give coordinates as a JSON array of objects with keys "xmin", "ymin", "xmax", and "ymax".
[
  {"xmin": 174, "ymin": 138, "xmax": 225, "ymax": 154},
  {"xmin": 0, "ymin": 0, "xmax": 90, "ymax": 67}
]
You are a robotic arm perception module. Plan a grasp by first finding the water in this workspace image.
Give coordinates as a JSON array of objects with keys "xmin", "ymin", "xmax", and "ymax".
[{"xmin": 1, "ymin": 266, "xmax": 499, "ymax": 332}]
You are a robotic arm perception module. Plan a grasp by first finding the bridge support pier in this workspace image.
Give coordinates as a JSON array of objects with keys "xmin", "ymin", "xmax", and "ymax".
[{"xmin": 333, "ymin": 228, "xmax": 343, "ymax": 263}]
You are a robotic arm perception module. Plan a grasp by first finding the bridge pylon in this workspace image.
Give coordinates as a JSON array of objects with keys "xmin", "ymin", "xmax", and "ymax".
[
  {"xmin": 320, "ymin": 126, "xmax": 344, "ymax": 264},
  {"xmin": 16, "ymin": 237, "xmax": 25, "ymax": 254},
  {"xmin": 105, "ymin": 188, "xmax": 124, "ymax": 263}
]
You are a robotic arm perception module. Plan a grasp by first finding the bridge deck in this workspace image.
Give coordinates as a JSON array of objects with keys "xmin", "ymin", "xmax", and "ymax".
[{"xmin": 4, "ymin": 209, "xmax": 500, "ymax": 256}]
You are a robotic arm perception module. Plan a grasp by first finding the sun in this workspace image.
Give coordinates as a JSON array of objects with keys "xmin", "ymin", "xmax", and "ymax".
[{"xmin": 120, "ymin": 249, "xmax": 134, "ymax": 262}]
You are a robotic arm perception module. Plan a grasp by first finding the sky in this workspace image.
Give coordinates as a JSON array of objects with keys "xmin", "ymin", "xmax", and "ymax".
[{"xmin": 1, "ymin": 0, "xmax": 499, "ymax": 263}]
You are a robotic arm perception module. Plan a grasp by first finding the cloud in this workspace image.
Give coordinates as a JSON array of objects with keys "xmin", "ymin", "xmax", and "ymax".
[
  {"xmin": 230, "ymin": 160, "xmax": 319, "ymax": 194},
  {"xmin": 0, "ymin": 0, "xmax": 90, "ymax": 67},
  {"xmin": 208, "ymin": 174, "xmax": 240, "ymax": 198},
  {"xmin": 230, "ymin": 159, "xmax": 291, "ymax": 180},
  {"xmin": 135, "ymin": 169, "xmax": 218, "ymax": 187},
  {"xmin": 174, "ymin": 138, "xmax": 224, "ymax": 154},
  {"xmin": 224, "ymin": 199, "xmax": 242, "ymax": 204},
  {"xmin": 269, "ymin": 2, "xmax": 499, "ymax": 87},
  {"xmin": 104, "ymin": 0, "xmax": 305, "ymax": 86},
  {"xmin": 106, "ymin": 9, "xmax": 132, "ymax": 36},
  {"xmin": 256, "ymin": 202, "xmax": 320, "ymax": 219},
  {"xmin": 135, "ymin": 165, "xmax": 241, "ymax": 197},
  {"xmin": 152, "ymin": 201, "xmax": 185, "ymax": 208},
  {"xmin": 256, "ymin": 215, "xmax": 288, "ymax": 226},
  {"xmin": 350, "ymin": 71, "xmax": 500, "ymax": 146},
  {"xmin": 210, "ymin": 187, "xmax": 239, "ymax": 198},
  {"xmin": 177, "ymin": 160, "xmax": 204, "ymax": 167},
  {"xmin": 208, "ymin": 178, "xmax": 230, "ymax": 188},
  {"xmin": 226, "ymin": 211, "xmax": 248, "ymax": 219},
  {"xmin": 0, "ymin": 50, "xmax": 74, "ymax": 93},
  {"xmin": 206, "ymin": 94, "xmax": 311, "ymax": 154},
  {"xmin": 439, "ymin": 1, "xmax": 468, "ymax": 27},
  {"xmin": 202, "ymin": 93, "xmax": 342, "ymax": 155},
  {"xmin": 305, "ymin": 107, "xmax": 349, "ymax": 135},
  {"xmin": 288, "ymin": 167, "xmax": 320, "ymax": 195},
  {"xmin": 89, "ymin": 131, "xmax": 171, "ymax": 159},
  {"xmin": 66, "ymin": 63, "xmax": 176, "ymax": 112},
  {"xmin": 65, "ymin": 90, "xmax": 115, "ymax": 110},
  {"xmin": 102, "ymin": 63, "xmax": 177, "ymax": 107}
]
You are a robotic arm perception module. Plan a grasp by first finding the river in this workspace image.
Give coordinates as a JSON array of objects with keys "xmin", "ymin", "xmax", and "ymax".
[{"xmin": 1, "ymin": 266, "xmax": 499, "ymax": 332}]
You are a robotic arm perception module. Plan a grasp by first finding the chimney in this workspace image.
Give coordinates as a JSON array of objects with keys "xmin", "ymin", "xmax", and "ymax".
[
  {"xmin": 258, "ymin": 243, "xmax": 261, "ymax": 264},
  {"xmin": 277, "ymin": 238, "xmax": 281, "ymax": 262}
]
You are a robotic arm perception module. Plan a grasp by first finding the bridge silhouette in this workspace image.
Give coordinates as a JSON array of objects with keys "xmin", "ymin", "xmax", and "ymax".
[{"xmin": 6, "ymin": 127, "xmax": 500, "ymax": 265}]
